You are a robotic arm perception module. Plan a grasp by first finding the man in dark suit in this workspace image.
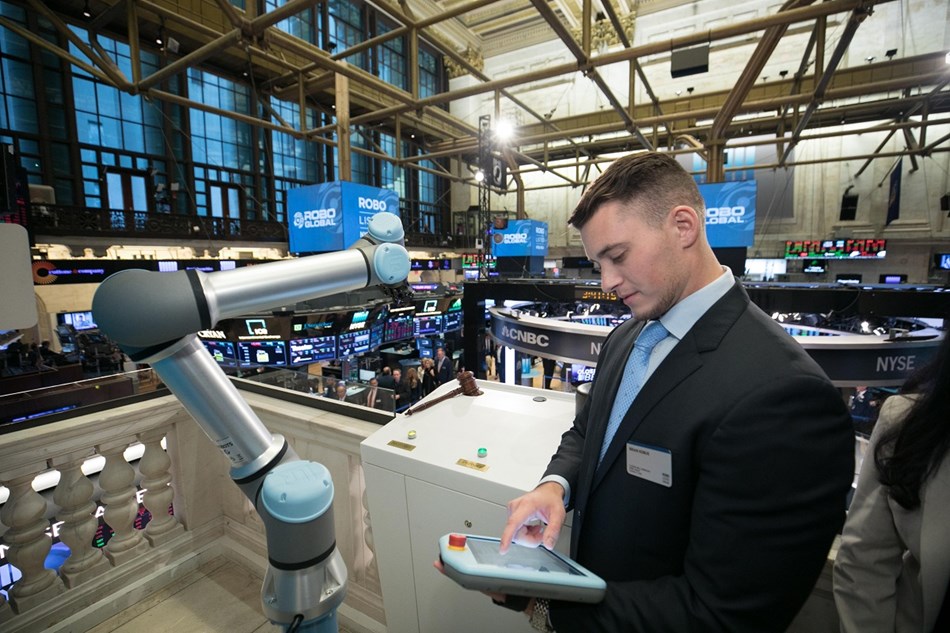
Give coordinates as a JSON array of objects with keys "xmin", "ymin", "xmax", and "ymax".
[
  {"xmin": 362, "ymin": 377, "xmax": 391, "ymax": 411},
  {"xmin": 498, "ymin": 153, "xmax": 854, "ymax": 632},
  {"xmin": 391, "ymin": 368, "xmax": 410, "ymax": 412},
  {"xmin": 376, "ymin": 366, "xmax": 395, "ymax": 390},
  {"xmin": 434, "ymin": 346, "xmax": 452, "ymax": 385}
]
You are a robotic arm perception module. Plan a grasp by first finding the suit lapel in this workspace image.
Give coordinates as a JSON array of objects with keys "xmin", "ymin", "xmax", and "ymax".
[{"xmin": 589, "ymin": 284, "xmax": 750, "ymax": 490}]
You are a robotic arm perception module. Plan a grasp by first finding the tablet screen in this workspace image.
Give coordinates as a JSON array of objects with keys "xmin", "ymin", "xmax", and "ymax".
[{"xmin": 466, "ymin": 538, "xmax": 581, "ymax": 576}]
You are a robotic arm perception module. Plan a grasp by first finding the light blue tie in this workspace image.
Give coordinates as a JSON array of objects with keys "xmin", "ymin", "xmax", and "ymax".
[{"xmin": 599, "ymin": 320, "xmax": 669, "ymax": 464}]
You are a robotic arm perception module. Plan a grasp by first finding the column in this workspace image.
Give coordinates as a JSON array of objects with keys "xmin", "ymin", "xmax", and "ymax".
[
  {"xmin": 137, "ymin": 429, "xmax": 185, "ymax": 546},
  {"xmin": 0, "ymin": 465, "xmax": 65, "ymax": 613},
  {"xmin": 96, "ymin": 440, "xmax": 150, "ymax": 565},
  {"xmin": 51, "ymin": 452, "xmax": 111, "ymax": 588}
]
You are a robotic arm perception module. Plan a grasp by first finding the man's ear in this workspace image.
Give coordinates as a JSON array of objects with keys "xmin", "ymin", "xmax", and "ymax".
[{"xmin": 670, "ymin": 205, "xmax": 701, "ymax": 247}]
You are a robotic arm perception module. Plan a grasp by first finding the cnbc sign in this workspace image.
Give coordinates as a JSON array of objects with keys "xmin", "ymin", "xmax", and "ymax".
[{"xmin": 287, "ymin": 181, "xmax": 399, "ymax": 253}]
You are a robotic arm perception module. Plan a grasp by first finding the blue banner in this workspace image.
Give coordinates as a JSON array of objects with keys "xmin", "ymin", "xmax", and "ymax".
[
  {"xmin": 288, "ymin": 182, "xmax": 399, "ymax": 253},
  {"xmin": 886, "ymin": 159, "xmax": 902, "ymax": 225},
  {"xmin": 491, "ymin": 219, "xmax": 548, "ymax": 257},
  {"xmin": 699, "ymin": 180, "xmax": 756, "ymax": 248}
]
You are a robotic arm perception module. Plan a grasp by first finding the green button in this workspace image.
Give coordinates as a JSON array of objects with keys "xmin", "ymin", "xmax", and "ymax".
[{"xmin": 477, "ymin": 447, "xmax": 487, "ymax": 459}]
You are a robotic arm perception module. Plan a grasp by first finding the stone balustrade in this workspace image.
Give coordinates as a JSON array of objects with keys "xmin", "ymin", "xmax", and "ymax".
[{"xmin": 0, "ymin": 384, "xmax": 388, "ymax": 633}]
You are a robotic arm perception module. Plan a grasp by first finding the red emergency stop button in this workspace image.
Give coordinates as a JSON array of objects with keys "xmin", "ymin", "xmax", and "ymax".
[{"xmin": 448, "ymin": 533, "xmax": 467, "ymax": 551}]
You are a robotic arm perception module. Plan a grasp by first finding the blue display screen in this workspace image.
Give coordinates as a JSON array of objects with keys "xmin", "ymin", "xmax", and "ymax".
[
  {"xmin": 237, "ymin": 340, "xmax": 288, "ymax": 367},
  {"xmin": 289, "ymin": 336, "xmax": 337, "ymax": 364},
  {"xmin": 338, "ymin": 330, "xmax": 371, "ymax": 356},
  {"xmin": 203, "ymin": 340, "xmax": 238, "ymax": 367},
  {"xmin": 413, "ymin": 314, "xmax": 443, "ymax": 336}
]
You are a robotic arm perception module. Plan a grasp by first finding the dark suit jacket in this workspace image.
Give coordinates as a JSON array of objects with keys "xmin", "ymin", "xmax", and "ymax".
[
  {"xmin": 392, "ymin": 379, "xmax": 411, "ymax": 411},
  {"xmin": 545, "ymin": 283, "xmax": 854, "ymax": 632},
  {"xmin": 435, "ymin": 356, "xmax": 453, "ymax": 385}
]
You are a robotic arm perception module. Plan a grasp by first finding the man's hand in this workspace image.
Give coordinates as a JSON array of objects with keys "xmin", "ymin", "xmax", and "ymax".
[{"xmin": 500, "ymin": 481, "xmax": 566, "ymax": 553}]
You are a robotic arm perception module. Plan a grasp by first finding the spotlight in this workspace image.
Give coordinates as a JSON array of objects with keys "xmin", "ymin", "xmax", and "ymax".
[
  {"xmin": 474, "ymin": 170, "xmax": 485, "ymax": 183},
  {"xmin": 82, "ymin": 0, "xmax": 91, "ymax": 18},
  {"xmin": 885, "ymin": 48, "xmax": 897, "ymax": 60},
  {"xmin": 865, "ymin": 56, "xmax": 875, "ymax": 63},
  {"xmin": 493, "ymin": 119, "xmax": 514, "ymax": 143}
]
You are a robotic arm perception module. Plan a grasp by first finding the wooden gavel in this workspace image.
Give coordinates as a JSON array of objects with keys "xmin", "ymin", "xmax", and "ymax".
[{"xmin": 404, "ymin": 370, "xmax": 482, "ymax": 416}]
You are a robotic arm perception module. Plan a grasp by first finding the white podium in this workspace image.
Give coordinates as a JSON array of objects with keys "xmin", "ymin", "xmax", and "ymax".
[{"xmin": 361, "ymin": 380, "xmax": 576, "ymax": 633}]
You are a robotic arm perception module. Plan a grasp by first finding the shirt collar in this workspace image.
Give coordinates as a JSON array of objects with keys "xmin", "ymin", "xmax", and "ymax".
[{"xmin": 657, "ymin": 266, "xmax": 735, "ymax": 341}]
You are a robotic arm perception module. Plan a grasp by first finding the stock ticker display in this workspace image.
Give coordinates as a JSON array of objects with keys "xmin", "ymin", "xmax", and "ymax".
[{"xmin": 784, "ymin": 239, "xmax": 887, "ymax": 259}]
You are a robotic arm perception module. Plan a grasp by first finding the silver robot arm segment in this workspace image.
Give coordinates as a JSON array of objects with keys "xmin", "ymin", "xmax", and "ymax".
[{"xmin": 91, "ymin": 212, "xmax": 410, "ymax": 632}]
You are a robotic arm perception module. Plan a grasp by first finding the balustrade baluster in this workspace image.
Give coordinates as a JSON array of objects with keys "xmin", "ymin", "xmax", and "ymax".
[
  {"xmin": 96, "ymin": 441, "xmax": 150, "ymax": 565},
  {"xmin": 51, "ymin": 452, "xmax": 111, "ymax": 588},
  {"xmin": 0, "ymin": 465, "xmax": 65, "ymax": 613},
  {"xmin": 0, "ymin": 591, "xmax": 12, "ymax": 624},
  {"xmin": 361, "ymin": 483, "xmax": 380, "ymax": 587},
  {"xmin": 137, "ymin": 429, "xmax": 185, "ymax": 545}
]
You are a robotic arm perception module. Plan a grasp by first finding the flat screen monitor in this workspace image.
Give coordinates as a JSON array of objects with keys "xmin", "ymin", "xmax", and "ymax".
[
  {"xmin": 384, "ymin": 311, "xmax": 414, "ymax": 343},
  {"xmin": 443, "ymin": 311, "xmax": 463, "ymax": 332},
  {"xmin": 59, "ymin": 311, "xmax": 98, "ymax": 331},
  {"xmin": 338, "ymin": 330, "xmax": 371, "ymax": 357},
  {"xmin": 413, "ymin": 313, "xmax": 443, "ymax": 336},
  {"xmin": 369, "ymin": 323, "xmax": 383, "ymax": 351},
  {"xmin": 203, "ymin": 340, "xmax": 238, "ymax": 367},
  {"xmin": 417, "ymin": 337, "xmax": 434, "ymax": 359},
  {"xmin": 803, "ymin": 260, "xmax": 826, "ymax": 274},
  {"xmin": 463, "ymin": 269, "xmax": 480, "ymax": 281},
  {"xmin": 784, "ymin": 238, "xmax": 887, "ymax": 259},
  {"xmin": 237, "ymin": 340, "xmax": 288, "ymax": 367},
  {"xmin": 879, "ymin": 274, "xmax": 907, "ymax": 284},
  {"xmin": 289, "ymin": 335, "xmax": 337, "ymax": 365},
  {"xmin": 571, "ymin": 364, "xmax": 596, "ymax": 383},
  {"xmin": 836, "ymin": 273, "xmax": 863, "ymax": 285},
  {"xmin": 934, "ymin": 253, "xmax": 950, "ymax": 270},
  {"xmin": 348, "ymin": 309, "xmax": 370, "ymax": 331}
]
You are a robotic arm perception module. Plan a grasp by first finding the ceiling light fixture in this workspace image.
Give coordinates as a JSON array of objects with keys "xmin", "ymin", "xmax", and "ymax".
[{"xmin": 82, "ymin": 0, "xmax": 91, "ymax": 18}]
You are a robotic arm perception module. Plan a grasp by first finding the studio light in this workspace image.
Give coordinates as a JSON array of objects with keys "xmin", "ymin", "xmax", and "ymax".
[
  {"xmin": 493, "ymin": 119, "xmax": 514, "ymax": 143},
  {"xmin": 474, "ymin": 169, "xmax": 485, "ymax": 183},
  {"xmin": 82, "ymin": 0, "xmax": 91, "ymax": 18}
]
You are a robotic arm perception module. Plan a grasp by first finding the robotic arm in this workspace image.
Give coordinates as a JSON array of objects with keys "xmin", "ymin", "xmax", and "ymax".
[{"xmin": 92, "ymin": 212, "xmax": 410, "ymax": 632}]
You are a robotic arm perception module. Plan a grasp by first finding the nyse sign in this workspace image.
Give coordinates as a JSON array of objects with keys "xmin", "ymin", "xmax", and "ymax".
[{"xmin": 800, "ymin": 339, "xmax": 940, "ymax": 387}]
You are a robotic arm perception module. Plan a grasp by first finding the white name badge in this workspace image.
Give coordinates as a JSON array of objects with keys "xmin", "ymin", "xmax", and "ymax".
[{"xmin": 626, "ymin": 441, "xmax": 672, "ymax": 488}]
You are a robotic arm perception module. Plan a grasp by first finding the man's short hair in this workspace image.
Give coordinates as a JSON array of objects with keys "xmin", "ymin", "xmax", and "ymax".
[{"xmin": 569, "ymin": 152, "xmax": 705, "ymax": 229}]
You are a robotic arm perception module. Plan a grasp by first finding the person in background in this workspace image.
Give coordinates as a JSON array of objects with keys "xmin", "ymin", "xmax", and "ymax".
[
  {"xmin": 493, "ymin": 152, "xmax": 853, "ymax": 632},
  {"xmin": 334, "ymin": 382, "xmax": 349, "ymax": 402},
  {"xmin": 363, "ymin": 377, "xmax": 388, "ymax": 410},
  {"xmin": 420, "ymin": 357, "xmax": 437, "ymax": 397},
  {"xmin": 834, "ymin": 332, "xmax": 950, "ymax": 632},
  {"xmin": 377, "ymin": 365, "xmax": 395, "ymax": 390},
  {"xmin": 435, "ymin": 346, "xmax": 452, "ymax": 385},
  {"xmin": 391, "ymin": 368, "xmax": 410, "ymax": 411},
  {"xmin": 406, "ymin": 366, "xmax": 422, "ymax": 404}
]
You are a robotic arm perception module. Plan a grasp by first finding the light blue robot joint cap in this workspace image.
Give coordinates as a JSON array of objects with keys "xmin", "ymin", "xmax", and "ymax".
[
  {"xmin": 374, "ymin": 243, "xmax": 410, "ymax": 284},
  {"xmin": 261, "ymin": 461, "xmax": 334, "ymax": 524},
  {"xmin": 366, "ymin": 211, "xmax": 405, "ymax": 242}
]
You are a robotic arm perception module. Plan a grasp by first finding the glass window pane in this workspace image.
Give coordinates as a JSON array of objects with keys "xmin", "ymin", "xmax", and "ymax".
[
  {"xmin": 130, "ymin": 175, "xmax": 147, "ymax": 211},
  {"xmin": 106, "ymin": 172, "xmax": 123, "ymax": 209}
]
